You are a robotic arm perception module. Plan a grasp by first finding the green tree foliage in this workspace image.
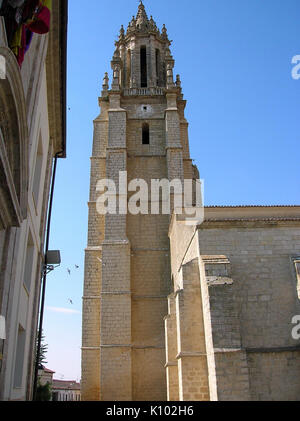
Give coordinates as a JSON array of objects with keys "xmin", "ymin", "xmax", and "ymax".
[
  {"xmin": 35, "ymin": 331, "xmax": 52, "ymax": 401},
  {"xmin": 36, "ymin": 380, "xmax": 52, "ymax": 401},
  {"xmin": 36, "ymin": 330, "xmax": 48, "ymax": 369}
]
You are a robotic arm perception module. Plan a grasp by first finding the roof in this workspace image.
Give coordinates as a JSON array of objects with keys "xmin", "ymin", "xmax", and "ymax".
[
  {"xmin": 169, "ymin": 205, "xmax": 300, "ymax": 236},
  {"xmin": 52, "ymin": 380, "xmax": 81, "ymax": 391},
  {"xmin": 41, "ymin": 367, "xmax": 56, "ymax": 374},
  {"xmin": 202, "ymin": 205, "xmax": 300, "ymax": 221},
  {"xmin": 205, "ymin": 205, "xmax": 300, "ymax": 208},
  {"xmin": 46, "ymin": 0, "xmax": 68, "ymax": 158},
  {"xmin": 197, "ymin": 206, "xmax": 300, "ymax": 229}
]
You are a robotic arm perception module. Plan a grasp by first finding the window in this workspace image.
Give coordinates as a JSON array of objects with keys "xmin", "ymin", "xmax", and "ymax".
[
  {"xmin": 156, "ymin": 49, "xmax": 161, "ymax": 86},
  {"xmin": 140, "ymin": 46, "xmax": 147, "ymax": 87},
  {"xmin": 293, "ymin": 257, "xmax": 300, "ymax": 299},
  {"xmin": 24, "ymin": 231, "xmax": 34, "ymax": 292},
  {"xmin": 142, "ymin": 123, "xmax": 150, "ymax": 145},
  {"xmin": 32, "ymin": 135, "xmax": 43, "ymax": 207},
  {"xmin": 14, "ymin": 325, "xmax": 26, "ymax": 389},
  {"xmin": 126, "ymin": 49, "xmax": 131, "ymax": 87}
]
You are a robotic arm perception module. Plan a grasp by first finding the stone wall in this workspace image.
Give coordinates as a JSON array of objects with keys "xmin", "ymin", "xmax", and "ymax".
[
  {"xmin": 126, "ymin": 96, "xmax": 170, "ymax": 401},
  {"xmin": 167, "ymin": 208, "xmax": 300, "ymax": 401}
]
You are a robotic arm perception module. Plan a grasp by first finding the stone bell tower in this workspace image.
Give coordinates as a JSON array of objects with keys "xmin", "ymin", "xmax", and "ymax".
[{"xmin": 81, "ymin": 1, "xmax": 198, "ymax": 401}]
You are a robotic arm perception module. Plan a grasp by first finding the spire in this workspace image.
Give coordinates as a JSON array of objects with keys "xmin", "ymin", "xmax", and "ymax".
[
  {"xmin": 101, "ymin": 72, "xmax": 109, "ymax": 96},
  {"xmin": 161, "ymin": 24, "xmax": 168, "ymax": 40},
  {"xmin": 149, "ymin": 15, "xmax": 158, "ymax": 32},
  {"xmin": 136, "ymin": 0, "xmax": 149, "ymax": 31},
  {"xmin": 126, "ymin": 15, "xmax": 135, "ymax": 35},
  {"xmin": 122, "ymin": 1, "xmax": 169, "ymax": 42},
  {"xmin": 119, "ymin": 25, "xmax": 125, "ymax": 41}
]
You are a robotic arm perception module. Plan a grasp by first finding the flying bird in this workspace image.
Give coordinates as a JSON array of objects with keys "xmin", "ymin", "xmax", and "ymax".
[
  {"xmin": 67, "ymin": 268, "xmax": 71, "ymax": 275},
  {"xmin": 75, "ymin": 265, "xmax": 79, "ymax": 269},
  {"xmin": 68, "ymin": 299, "xmax": 73, "ymax": 305}
]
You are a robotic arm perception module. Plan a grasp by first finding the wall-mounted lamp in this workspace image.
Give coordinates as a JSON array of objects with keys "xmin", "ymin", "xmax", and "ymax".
[{"xmin": 43, "ymin": 250, "xmax": 61, "ymax": 275}]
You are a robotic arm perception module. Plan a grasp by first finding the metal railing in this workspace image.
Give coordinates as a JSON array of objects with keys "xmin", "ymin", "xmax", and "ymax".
[{"xmin": 123, "ymin": 87, "xmax": 165, "ymax": 96}]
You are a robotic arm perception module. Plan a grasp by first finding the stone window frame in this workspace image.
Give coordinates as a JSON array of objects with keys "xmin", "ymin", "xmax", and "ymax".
[
  {"xmin": 0, "ymin": 47, "xmax": 29, "ymax": 228},
  {"xmin": 292, "ymin": 257, "xmax": 300, "ymax": 299}
]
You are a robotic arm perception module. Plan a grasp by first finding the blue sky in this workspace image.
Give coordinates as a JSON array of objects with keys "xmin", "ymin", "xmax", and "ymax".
[{"xmin": 43, "ymin": 0, "xmax": 300, "ymax": 381}]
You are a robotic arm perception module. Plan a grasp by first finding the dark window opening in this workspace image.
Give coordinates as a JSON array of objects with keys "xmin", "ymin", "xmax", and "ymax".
[
  {"xmin": 140, "ymin": 46, "xmax": 147, "ymax": 87},
  {"xmin": 126, "ymin": 49, "xmax": 131, "ymax": 87},
  {"xmin": 142, "ymin": 123, "xmax": 150, "ymax": 145},
  {"xmin": 156, "ymin": 49, "xmax": 161, "ymax": 86}
]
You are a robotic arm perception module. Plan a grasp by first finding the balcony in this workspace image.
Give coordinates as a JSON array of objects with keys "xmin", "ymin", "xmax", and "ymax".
[{"xmin": 123, "ymin": 87, "xmax": 165, "ymax": 96}]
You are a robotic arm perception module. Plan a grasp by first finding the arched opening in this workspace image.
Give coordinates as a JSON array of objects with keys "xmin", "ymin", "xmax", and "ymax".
[
  {"xmin": 126, "ymin": 49, "xmax": 131, "ymax": 88},
  {"xmin": 142, "ymin": 123, "xmax": 150, "ymax": 145},
  {"xmin": 0, "ymin": 46, "xmax": 28, "ymax": 229},
  {"xmin": 140, "ymin": 46, "xmax": 147, "ymax": 88},
  {"xmin": 156, "ymin": 49, "xmax": 161, "ymax": 86}
]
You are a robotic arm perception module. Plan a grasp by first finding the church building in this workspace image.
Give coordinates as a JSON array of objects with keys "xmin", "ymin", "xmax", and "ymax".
[{"xmin": 82, "ymin": 2, "xmax": 300, "ymax": 401}]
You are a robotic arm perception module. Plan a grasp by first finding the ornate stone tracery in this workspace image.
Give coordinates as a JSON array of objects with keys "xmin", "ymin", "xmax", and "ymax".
[{"xmin": 0, "ymin": 46, "xmax": 28, "ymax": 230}]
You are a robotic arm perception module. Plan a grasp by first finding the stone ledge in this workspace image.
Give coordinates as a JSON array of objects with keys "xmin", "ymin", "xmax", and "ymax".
[
  {"xmin": 81, "ymin": 347, "xmax": 101, "ymax": 350},
  {"xmin": 133, "ymin": 346, "xmax": 165, "ymax": 350},
  {"xmin": 85, "ymin": 247, "xmax": 103, "ymax": 252},
  {"xmin": 246, "ymin": 345, "xmax": 300, "ymax": 354},
  {"xmin": 176, "ymin": 351, "xmax": 207, "ymax": 359},
  {"xmin": 100, "ymin": 344, "xmax": 132, "ymax": 348},
  {"xmin": 102, "ymin": 240, "xmax": 130, "ymax": 246},
  {"xmin": 213, "ymin": 346, "xmax": 300, "ymax": 354},
  {"xmin": 132, "ymin": 295, "xmax": 168, "ymax": 300},
  {"xmin": 94, "ymin": 344, "xmax": 165, "ymax": 350},
  {"xmin": 200, "ymin": 219, "xmax": 300, "ymax": 229},
  {"xmin": 164, "ymin": 361, "xmax": 177, "ymax": 368},
  {"xmin": 108, "ymin": 108, "xmax": 126, "ymax": 113},
  {"xmin": 214, "ymin": 348, "xmax": 242, "ymax": 354},
  {"xmin": 202, "ymin": 255, "xmax": 230, "ymax": 264},
  {"xmin": 207, "ymin": 277, "xmax": 234, "ymax": 287},
  {"xmin": 100, "ymin": 291, "xmax": 131, "ymax": 296}
]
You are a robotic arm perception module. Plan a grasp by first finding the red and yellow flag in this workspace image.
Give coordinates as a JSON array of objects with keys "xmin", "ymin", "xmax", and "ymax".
[{"xmin": 27, "ymin": 0, "xmax": 52, "ymax": 34}]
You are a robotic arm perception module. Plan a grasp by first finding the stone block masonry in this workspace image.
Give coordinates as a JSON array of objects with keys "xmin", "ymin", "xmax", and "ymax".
[
  {"xmin": 81, "ymin": 3, "xmax": 197, "ymax": 399},
  {"xmin": 166, "ymin": 208, "xmax": 300, "ymax": 401}
]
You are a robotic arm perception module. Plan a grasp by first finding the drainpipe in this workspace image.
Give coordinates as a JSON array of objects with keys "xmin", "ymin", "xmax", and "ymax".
[{"xmin": 32, "ymin": 151, "xmax": 62, "ymax": 401}]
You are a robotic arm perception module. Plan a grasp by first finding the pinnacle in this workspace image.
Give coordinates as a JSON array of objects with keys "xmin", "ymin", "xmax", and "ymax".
[
  {"xmin": 122, "ymin": 1, "xmax": 169, "ymax": 42},
  {"xmin": 136, "ymin": 0, "xmax": 149, "ymax": 28}
]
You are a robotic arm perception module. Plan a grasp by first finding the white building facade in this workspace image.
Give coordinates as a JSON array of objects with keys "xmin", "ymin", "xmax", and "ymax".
[{"xmin": 0, "ymin": 0, "xmax": 67, "ymax": 401}]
